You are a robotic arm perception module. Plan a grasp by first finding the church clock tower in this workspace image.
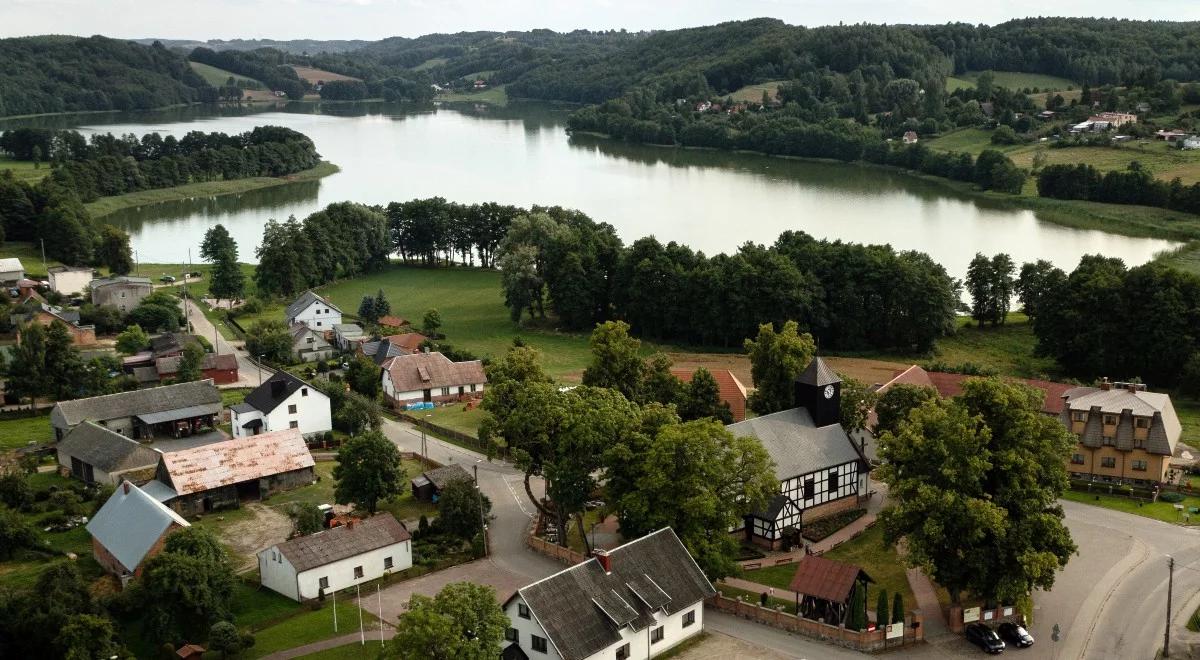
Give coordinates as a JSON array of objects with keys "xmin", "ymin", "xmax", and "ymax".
[{"xmin": 794, "ymin": 357, "xmax": 841, "ymax": 427}]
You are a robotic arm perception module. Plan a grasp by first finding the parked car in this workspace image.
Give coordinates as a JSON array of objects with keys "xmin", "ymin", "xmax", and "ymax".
[
  {"xmin": 159, "ymin": 275, "xmax": 176, "ymax": 283},
  {"xmin": 998, "ymin": 622, "xmax": 1034, "ymax": 648},
  {"xmin": 965, "ymin": 623, "xmax": 1005, "ymax": 654}
]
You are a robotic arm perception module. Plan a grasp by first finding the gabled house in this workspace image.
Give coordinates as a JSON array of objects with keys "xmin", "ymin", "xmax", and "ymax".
[
  {"xmin": 258, "ymin": 513, "xmax": 412, "ymax": 601},
  {"xmin": 410, "ymin": 464, "xmax": 472, "ymax": 501},
  {"xmin": 14, "ymin": 303, "xmax": 96, "ymax": 345},
  {"xmin": 290, "ymin": 323, "xmax": 335, "ymax": 363},
  {"xmin": 47, "ymin": 266, "xmax": 93, "ymax": 295},
  {"xmin": 285, "ymin": 291, "xmax": 342, "ymax": 330},
  {"xmin": 51, "ymin": 379, "xmax": 222, "ymax": 441},
  {"xmin": 231, "ymin": 371, "xmax": 331, "ymax": 439},
  {"xmin": 380, "ymin": 351, "xmax": 486, "ymax": 408},
  {"xmin": 333, "ymin": 323, "xmax": 366, "ymax": 351},
  {"xmin": 727, "ymin": 357, "xmax": 868, "ymax": 549},
  {"xmin": 56, "ymin": 421, "xmax": 161, "ymax": 485},
  {"xmin": 0, "ymin": 257, "xmax": 24, "ymax": 284},
  {"xmin": 142, "ymin": 353, "xmax": 239, "ymax": 385},
  {"xmin": 377, "ymin": 315, "xmax": 408, "ymax": 329},
  {"xmin": 147, "ymin": 429, "xmax": 316, "ymax": 515},
  {"xmin": 1061, "ymin": 379, "xmax": 1181, "ymax": 486},
  {"xmin": 91, "ymin": 275, "xmax": 152, "ymax": 312},
  {"xmin": 88, "ymin": 481, "xmax": 190, "ymax": 584},
  {"xmin": 503, "ymin": 528, "xmax": 714, "ymax": 660},
  {"xmin": 670, "ymin": 368, "xmax": 748, "ymax": 422},
  {"xmin": 902, "ymin": 130, "xmax": 919, "ymax": 144}
]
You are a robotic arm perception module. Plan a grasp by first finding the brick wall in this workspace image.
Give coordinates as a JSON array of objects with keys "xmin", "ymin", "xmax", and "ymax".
[
  {"xmin": 524, "ymin": 517, "xmax": 588, "ymax": 566},
  {"xmin": 708, "ymin": 593, "xmax": 924, "ymax": 652},
  {"xmin": 803, "ymin": 494, "xmax": 858, "ymax": 524},
  {"xmin": 947, "ymin": 604, "xmax": 1023, "ymax": 633}
]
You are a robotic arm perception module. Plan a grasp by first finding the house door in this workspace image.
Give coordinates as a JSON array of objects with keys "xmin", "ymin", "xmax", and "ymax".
[{"xmin": 423, "ymin": 389, "xmax": 431, "ymax": 402}]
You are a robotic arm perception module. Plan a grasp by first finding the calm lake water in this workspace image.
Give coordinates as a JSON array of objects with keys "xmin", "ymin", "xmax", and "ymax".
[{"xmin": 5, "ymin": 102, "xmax": 1179, "ymax": 278}]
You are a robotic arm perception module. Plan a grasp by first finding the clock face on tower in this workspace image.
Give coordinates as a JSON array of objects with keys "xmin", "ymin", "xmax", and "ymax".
[{"xmin": 823, "ymin": 384, "xmax": 835, "ymax": 399}]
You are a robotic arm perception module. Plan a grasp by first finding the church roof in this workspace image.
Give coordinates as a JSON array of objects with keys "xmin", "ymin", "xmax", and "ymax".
[{"xmin": 796, "ymin": 357, "xmax": 840, "ymax": 387}]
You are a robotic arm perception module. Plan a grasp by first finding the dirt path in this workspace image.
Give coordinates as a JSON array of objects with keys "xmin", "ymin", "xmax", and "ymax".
[{"xmin": 221, "ymin": 503, "xmax": 292, "ymax": 571}]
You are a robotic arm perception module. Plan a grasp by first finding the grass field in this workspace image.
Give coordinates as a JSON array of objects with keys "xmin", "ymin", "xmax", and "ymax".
[
  {"xmin": 247, "ymin": 597, "xmax": 379, "ymax": 658},
  {"xmin": 0, "ymin": 155, "xmax": 48, "ymax": 184},
  {"xmin": 946, "ymin": 71, "xmax": 1076, "ymax": 93},
  {"xmin": 1062, "ymin": 489, "xmax": 1200, "ymax": 525},
  {"xmin": 438, "ymin": 84, "xmax": 508, "ymax": 107},
  {"xmin": 424, "ymin": 403, "xmax": 485, "ymax": 438},
  {"xmin": 85, "ymin": 161, "xmax": 339, "ymax": 218},
  {"xmin": 412, "ymin": 57, "xmax": 449, "ymax": 72},
  {"xmin": 291, "ymin": 65, "xmax": 360, "ymax": 84},
  {"xmin": 189, "ymin": 61, "xmax": 265, "ymax": 89},
  {"xmin": 296, "ymin": 644, "xmax": 377, "ymax": 660},
  {"xmin": 0, "ymin": 411, "xmax": 53, "ymax": 450},
  {"xmin": 729, "ymin": 81, "xmax": 783, "ymax": 104}
]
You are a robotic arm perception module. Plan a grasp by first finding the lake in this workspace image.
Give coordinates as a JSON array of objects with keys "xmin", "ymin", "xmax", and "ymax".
[{"xmin": 7, "ymin": 102, "xmax": 1179, "ymax": 278}]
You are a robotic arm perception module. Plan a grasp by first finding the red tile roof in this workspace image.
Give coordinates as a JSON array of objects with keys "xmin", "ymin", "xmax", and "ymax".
[
  {"xmin": 788, "ymin": 555, "xmax": 872, "ymax": 604},
  {"xmin": 384, "ymin": 332, "xmax": 428, "ymax": 354},
  {"xmin": 671, "ymin": 368, "xmax": 748, "ymax": 422},
  {"xmin": 926, "ymin": 371, "xmax": 1073, "ymax": 415},
  {"xmin": 377, "ymin": 315, "xmax": 409, "ymax": 328}
]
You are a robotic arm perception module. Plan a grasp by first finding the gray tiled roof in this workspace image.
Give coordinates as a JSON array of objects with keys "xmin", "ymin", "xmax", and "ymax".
[
  {"xmin": 286, "ymin": 290, "xmax": 341, "ymax": 321},
  {"xmin": 796, "ymin": 357, "xmax": 840, "ymax": 387},
  {"xmin": 244, "ymin": 371, "xmax": 321, "ymax": 415},
  {"xmin": 87, "ymin": 482, "xmax": 189, "ymax": 573},
  {"xmin": 270, "ymin": 513, "xmax": 410, "ymax": 573},
  {"xmin": 424, "ymin": 464, "xmax": 472, "ymax": 490},
  {"xmin": 727, "ymin": 407, "xmax": 861, "ymax": 480},
  {"xmin": 516, "ymin": 528, "xmax": 715, "ymax": 660},
  {"xmin": 1064, "ymin": 386, "xmax": 1181, "ymax": 456},
  {"xmin": 51, "ymin": 380, "xmax": 221, "ymax": 429},
  {"xmin": 56, "ymin": 421, "xmax": 160, "ymax": 475}
]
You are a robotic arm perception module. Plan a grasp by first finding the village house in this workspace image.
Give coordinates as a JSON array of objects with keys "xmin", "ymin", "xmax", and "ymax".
[
  {"xmin": 902, "ymin": 130, "xmax": 919, "ymax": 144},
  {"xmin": 380, "ymin": 350, "xmax": 487, "ymax": 408},
  {"xmin": 258, "ymin": 513, "xmax": 413, "ymax": 602},
  {"xmin": 377, "ymin": 315, "xmax": 408, "ymax": 329},
  {"xmin": 47, "ymin": 265, "xmax": 93, "ymax": 295},
  {"xmin": 290, "ymin": 323, "xmax": 335, "ymax": 363},
  {"xmin": 503, "ymin": 527, "xmax": 715, "ymax": 660},
  {"xmin": 0, "ymin": 257, "xmax": 24, "ymax": 284},
  {"xmin": 358, "ymin": 332, "xmax": 429, "ymax": 365},
  {"xmin": 13, "ymin": 303, "xmax": 96, "ymax": 345},
  {"xmin": 1183, "ymin": 136, "xmax": 1200, "ymax": 150},
  {"xmin": 1061, "ymin": 379, "xmax": 1181, "ymax": 486},
  {"xmin": 145, "ymin": 429, "xmax": 316, "ymax": 515},
  {"xmin": 133, "ymin": 352, "xmax": 239, "ymax": 386},
  {"xmin": 333, "ymin": 323, "xmax": 366, "ymax": 351},
  {"xmin": 56, "ymin": 421, "xmax": 161, "ymax": 486},
  {"xmin": 727, "ymin": 357, "xmax": 869, "ymax": 549},
  {"xmin": 410, "ymin": 463, "xmax": 473, "ymax": 501},
  {"xmin": 90, "ymin": 275, "xmax": 152, "ymax": 312},
  {"xmin": 285, "ymin": 290, "xmax": 342, "ymax": 330},
  {"xmin": 1156, "ymin": 130, "xmax": 1190, "ymax": 142},
  {"xmin": 230, "ymin": 370, "xmax": 332, "ymax": 439},
  {"xmin": 50, "ymin": 379, "xmax": 222, "ymax": 441},
  {"xmin": 88, "ymin": 481, "xmax": 190, "ymax": 585},
  {"xmin": 150, "ymin": 332, "xmax": 204, "ymax": 358},
  {"xmin": 1090, "ymin": 111, "xmax": 1137, "ymax": 127},
  {"xmin": 670, "ymin": 368, "xmax": 748, "ymax": 422}
]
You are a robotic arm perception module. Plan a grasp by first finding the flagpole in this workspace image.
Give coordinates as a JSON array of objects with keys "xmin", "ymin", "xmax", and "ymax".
[
  {"xmin": 358, "ymin": 584, "xmax": 365, "ymax": 645},
  {"xmin": 333, "ymin": 587, "xmax": 338, "ymax": 632},
  {"xmin": 378, "ymin": 584, "xmax": 384, "ymax": 646}
]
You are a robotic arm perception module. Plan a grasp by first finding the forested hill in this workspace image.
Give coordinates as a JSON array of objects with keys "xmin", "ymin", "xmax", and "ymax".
[{"xmin": 0, "ymin": 36, "xmax": 209, "ymax": 117}]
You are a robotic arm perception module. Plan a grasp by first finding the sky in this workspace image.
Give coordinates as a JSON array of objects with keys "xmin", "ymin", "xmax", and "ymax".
[{"xmin": 2, "ymin": 0, "xmax": 1199, "ymax": 41}]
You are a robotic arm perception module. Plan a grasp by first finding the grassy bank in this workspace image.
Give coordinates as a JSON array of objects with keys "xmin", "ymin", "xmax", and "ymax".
[
  {"xmin": 437, "ymin": 85, "xmax": 508, "ymax": 106},
  {"xmin": 0, "ymin": 155, "xmax": 48, "ymax": 184},
  {"xmin": 84, "ymin": 161, "xmax": 339, "ymax": 218}
]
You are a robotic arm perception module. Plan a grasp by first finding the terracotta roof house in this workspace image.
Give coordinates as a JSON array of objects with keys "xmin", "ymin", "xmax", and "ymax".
[
  {"xmin": 671, "ymin": 368, "xmax": 748, "ymax": 422},
  {"xmin": 50, "ymin": 379, "xmax": 222, "ymax": 441},
  {"xmin": 13, "ymin": 303, "xmax": 96, "ymax": 346},
  {"xmin": 380, "ymin": 351, "xmax": 486, "ymax": 408},
  {"xmin": 503, "ymin": 528, "xmax": 715, "ymax": 660},
  {"xmin": 56, "ymin": 421, "xmax": 161, "ymax": 486},
  {"xmin": 788, "ymin": 555, "xmax": 873, "ymax": 625},
  {"xmin": 383, "ymin": 332, "xmax": 428, "ymax": 354},
  {"xmin": 88, "ymin": 481, "xmax": 190, "ymax": 584},
  {"xmin": 135, "ymin": 353, "xmax": 239, "ymax": 385},
  {"xmin": 377, "ymin": 315, "xmax": 409, "ymax": 328},
  {"xmin": 258, "ymin": 513, "xmax": 412, "ymax": 601},
  {"xmin": 1061, "ymin": 380, "xmax": 1182, "ymax": 486},
  {"xmin": 148, "ymin": 429, "xmax": 316, "ymax": 515}
]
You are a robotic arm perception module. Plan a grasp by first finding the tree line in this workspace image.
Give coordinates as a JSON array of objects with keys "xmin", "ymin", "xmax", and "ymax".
[
  {"xmin": 254, "ymin": 202, "xmax": 391, "ymax": 297},
  {"xmin": 1037, "ymin": 162, "xmax": 1200, "ymax": 217}
]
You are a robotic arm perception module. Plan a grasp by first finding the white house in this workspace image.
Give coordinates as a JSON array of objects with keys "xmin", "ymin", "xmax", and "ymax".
[
  {"xmin": 258, "ymin": 513, "xmax": 412, "ymax": 601},
  {"xmin": 503, "ymin": 528, "xmax": 715, "ymax": 660},
  {"xmin": 285, "ymin": 290, "xmax": 342, "ymax": 330},
  {"xmin": 47, "ymin": 266, "xmax": 93, "ymax": 295},
  {"xmin": 290, "ymin": 323, "xmax": 335, "ymax": 363},
  {"xmin": 0, "ymin": 257, "xmax": 24, "ymax": 284},
  {"xmin": 726, "ymin": 357, "xmax": 869, "ymax": 549},
  {"xmin": 380, "ymin": 351, "xmax": 487, "ymax": 408},
  {"xmin": 231, "ymin": 371, "xmax": 331, "ymax": 438}
]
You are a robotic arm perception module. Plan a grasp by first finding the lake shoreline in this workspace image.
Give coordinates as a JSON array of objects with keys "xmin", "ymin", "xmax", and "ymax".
[{"xmin": 84, "ymin": 161, "xmax": 339, "ymax": 218}]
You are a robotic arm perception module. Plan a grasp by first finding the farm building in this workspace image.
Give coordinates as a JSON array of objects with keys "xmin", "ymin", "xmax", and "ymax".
[
  {"xmin": 56, "ymin": 421, "xmax": 161, "ymax": 486},
  {"xmin": 258, "ymin": 513, "xmax": 412, "ymax": 601},
  {"xmin": 0, "ymin": 258, "xmax": 24, "ymax": 284},
  {"xmin": 50, "ymin": 379, "xmax": 222, "ymax": 441},
  {"xmin": 90, "ymin": 275, "xmax": 152, "ymax": 312},
  {"xmin": 88, "ymin": 481, "xmax": 190, "ymax": 584},
  {"xmin": 670, "ymin": 368, "xmax": 748, "ymax": 422},
  {"xmin": 47, "ymin": 266, "xmax": 93, "ymax": 295}
]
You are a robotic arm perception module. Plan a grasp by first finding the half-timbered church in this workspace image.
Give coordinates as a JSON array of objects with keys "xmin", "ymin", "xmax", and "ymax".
[{"xmin": 728, "ymin": 357, "xmax": 869, "ymax": 549}]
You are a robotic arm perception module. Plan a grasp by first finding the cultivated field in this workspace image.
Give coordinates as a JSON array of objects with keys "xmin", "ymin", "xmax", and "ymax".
[
  {"xmin": 188, "ymin": 60, "xmax": 264, "ymax": 89},
  {"xmin": 290, "ymin": 65, "xmax": 359, "ymax": 84},
  {"xmin": 729, "ymin": 80, "xmax": 783, "ymax": 104}
]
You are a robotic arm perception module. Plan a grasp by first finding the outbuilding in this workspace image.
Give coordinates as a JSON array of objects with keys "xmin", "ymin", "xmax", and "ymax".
[
  {"xmin": 50, "ymin": 379, "xmax": 222, "ymax": 441},
  {"xmin": 88, "ymin": 481, "xmax": 190, "ymax": 585},
  {"xmin": 56, "ymin": 421, "xmax": 161, "ymax": 486},
  {"xmin": 410, "ymin": 463, "xmax": 472, "ymax": 501},
  {"xmin": 47, "ymin": 266, "xmax": 93, "ymax": 295}
]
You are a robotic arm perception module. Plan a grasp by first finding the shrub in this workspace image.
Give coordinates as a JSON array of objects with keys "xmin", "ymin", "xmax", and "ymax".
[
  {"xmin": 803, "ymin": 508, "xmax": 867, "ymax": 541},
  {"xmin": 1160, "ymin": 492, "xmax": 1186, "ymax": 503}
]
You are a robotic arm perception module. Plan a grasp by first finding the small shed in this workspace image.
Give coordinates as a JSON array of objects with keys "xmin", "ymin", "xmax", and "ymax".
[
  {"xmin": 410, "ymin": 463, "xmax": 472, "ymax": 501},
  {"xmin": 788, "ymin": 554, "xmax": 873, "ymax": 625}
]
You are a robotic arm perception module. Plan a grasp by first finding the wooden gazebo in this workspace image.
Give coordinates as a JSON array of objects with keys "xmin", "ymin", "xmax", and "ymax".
[{"xmin": 788, "ymin": 554, "xmax": 873, "ymax": 625}]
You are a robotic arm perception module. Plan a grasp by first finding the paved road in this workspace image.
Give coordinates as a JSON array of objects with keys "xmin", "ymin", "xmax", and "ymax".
[{"xmin": 181, "ymin": 298, "xmax": 274, "ymax": 388}]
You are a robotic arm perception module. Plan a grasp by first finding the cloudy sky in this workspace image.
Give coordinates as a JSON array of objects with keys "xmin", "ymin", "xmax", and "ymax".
[{"xmin": 2, "ymin": 0, "xmax": 1199, "ymax": 40}]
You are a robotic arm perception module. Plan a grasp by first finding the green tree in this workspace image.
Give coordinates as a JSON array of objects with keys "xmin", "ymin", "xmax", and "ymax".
[
  {"xmin": 115, "ymin": 324, "xmax": 150, "ymax": 355},
  {"xmin": 581, "ymin": 320, "xmax": 645, "ymax": 403},
  {"xmin": 876, "ymin": 589, "xmax": 889, "ymax": 628},
  {"xmin": 208, "ymin": 233, "xmax": 245, "ymax": 302},
  {"xmin": 846, "ymin": 582, "xmax": 867, "ymax": 630},
  {"xmin": 677, "ymin": 368, "xmax": 733, "ymax": 423},
  {"xmin": 838, "ymin": 376, "xmax": 878, "ymax": 435},
  {"xmin": 745, "ymin": 320, "xmax": 816, "ymax": 414},
  {"xmin": 1015, "ymin": 260, "xmax": 1067, "ymax": 321},
  {"xmin": 0, "ymin": 471, "xmax": 33, "ymax": 509},
  {"xmin": 642, "ymin": 353, "xmax": 682, "ymax": 407},
  {"xmin": 892, "ymin": 592, "xmax": 905, "ymax": 624},
  {"xmin": 96, "ymin": 224, "xmax": 133, "ymax": 275},
  {"xmin": 0, "ymin": 506, "xmax": 37, "ymax": 559},
  {"xmin": 334, "ymin": 389, "xmax": 382, "ymax": 436},
  {"xmin": 386, "ymin": 582, "xmax": 508, "ymax": 660},
  {"xmin": 6, "ymin": 322, "xmax": 50, "ymax": 406},
  {"xmin": 357, "ymin": 295, "xmax": 377, "ymax": 323},
  {"xmin": 141, "ymin": 527, "xmax": 235, "ymax": 642},
  {"xmin": 333, "ymin": 430, "xmax": 404, "ymax": 514},
  {"xmin": 436, "ymin": 477, "xmax": 492, "ymax": 542},
  {"xmin": 208, "ymin": 621, "xmax": 243, "ymax": 659},
  {"xmin": 965, "ymin": 253, "xmax": 994, "ymax": 327},
  {"xmin": 245, "ymin": 320, "xmax": 292, "ymax": 364},
  {"xmin": 59, "ymin": 613, "xmax": 121, "ymax": 660},
  {"xmin": 346, "ymin": 354, "xmax": 381, "ymax": 397},
  {"xmin": 990, "ymin": 253, "xmax": 1016, "ymax": 325},
  {"xmin": 874, "ymin": 383, "xmax": 939, "ymax": 437},
  {"xmin": 374, "ymin": 289, "xmax": 392, "ymax": 319},
  {"xmin": 200, "ymin": 224, "xmax": 236, "ymax": 263},
  {"xmin": 288, "ymin": 502, "xmax": 324, "ymax": 537},
  {"xmin": 422, "ymin": 308, "xmax": 442, "ymax": 336},
  {"xmin": 174, "ymin": 341, "xmax": 205, "ymax": 383}
]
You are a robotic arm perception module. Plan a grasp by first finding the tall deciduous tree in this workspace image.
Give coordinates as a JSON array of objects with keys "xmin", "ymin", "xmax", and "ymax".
[
  {"xmin": 96, "ymin": 224, "xmax": 133, "ymax": 274},
  {"xmin": 115, "ymin": 324, "xmax": 149, "ymax": 355},
  {"xmin": 141, "ymin": 527, "xmax": 235, "ymax": 643},
  {"xmin": 422, "ymin": 308, "xmax": 442, "ymax": 336},
  {"xmin": 333, "ymin": 430, "xmax": 403, "ymax": 514},
  {"xmin": 581, "ymin": 320, "xmax": 645, "ymax": 403},
  {"xmin": 745, "ymin": 320, "xmax": 816, "ymax": 415},
  {"xmin": 245, "ymin": 320, "xmax": 292, "ymax": 364},
  {"xmin": 174, "ymin": 342, "xmax": 205, "ymax": 383},
  {"xmin": 873, "ymin": 383, "xmax": 939, "ymax": 437},
  {"xmin": 386, "ymin": 582, "xmax": 508, "ymax": 660},
  {"xmin": 200, "ymin": 224, "xmax": 236, "ymax": 263},
  {"xmin": 838, "ymin": 376, "xmax": 877, "ymax": 436},
  {"xmin": 436, "ymin": 478, "xmax": 492, "ymax": 542}
]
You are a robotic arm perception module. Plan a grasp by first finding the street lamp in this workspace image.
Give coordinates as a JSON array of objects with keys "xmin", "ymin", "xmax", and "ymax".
[
  {"xmin": 1165, "ymin": 554, "xmax": 1175, "ymax": 657},
  {"xmin": 421, "ymin": 413, "xmax": 431, "ymax": 460},
  {"xmin": 475, "ymin": 461, "xmax": 489, "ymax": 558},
  {"xmin": 258, "ymin": 355, "xmax": 266, "ymax": 385}
]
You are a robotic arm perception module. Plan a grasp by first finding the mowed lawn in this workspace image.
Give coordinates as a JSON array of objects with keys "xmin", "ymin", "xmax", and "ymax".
[
  {"xmin": 189, "ymin": 60, "xmax": 265, "ymax": 89},
  {"xmin": 0, "ymin": 156, "xmax": 49, "ymax": 184},
  {"xmin": 0, "ymin": 411, "xmax": 53, "ymax": 450}
]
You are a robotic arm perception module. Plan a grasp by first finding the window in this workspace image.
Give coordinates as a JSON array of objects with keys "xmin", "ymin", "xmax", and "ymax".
[
  {"xmin": 505, "ymin": 628, "xmax": 518, "ymax": 642},
  {"xmin": 616, "ymin": 643, "xmax": 631, "ymax": 660},
  {"xmin": 353, "ymin": 566, "xmax": 364, "ymax": 579},
  {"xmin": 683, "ymin": 609, "xmax": 696, "ymax": 627},
  {"xmin": 1135, "ymin": 417, "xmax": 1149, "ymax": 429},
  {"xmin": 470, "ymin": 384, "xmax": 477, "ymax": 393},
  {"xmin": 302, "ymin": 388, "xmax": 308, "ymax": 397},
  {"xmin": 289, "ymin": 421, "xmax": 299, "ymax": 429},
  {"xmin": 384, "ymin": 556, "xmax": 393, "ymax": 569},
  {"xmin": 316, "ymin": 321, "xmax": 322, "ymax": 327},
  {"xmin": 1132, "ymin": 460, "xmax": 1148, "ymax": 471},
  {"xmin": 1101, "ymin": 457, "xmax": 1116, "ymax": 468},
  {"xmin": 803, "ymin": 478, "xmax": 815, "ymax": 500},
  {"xmin": 532, "ymin": 635, "xmax": 548, "ymax": 653},
  {"xmin": 828, "ymin": 471, "xmax": 839, "ymax": 491},
  {"xmin": 440, "ymin": 387, "xmax": 450, "ymax": 396},
  {"xmin": 318, "ymin": 576, "xmax": 329, "ymax": 590},
  {"xmin": 289, "ymin": 404, "xmax": 298, "ymax": 414},
  {"xmin": 651, "ymin": 626, "xmax": 664, "ymax": 644},
  {"xmin": 1103, "ymin": 415, "xmax": 1117, "ymax": 426},
  {"xmin": 518, "ymin": 603, "xmax": 531, "ymax": 619},
  {"xmin": 1071, "ymin": 454, "xmax": 1085, "ymax": 465},
  {"xmin": 1072, "ymin": 411, "xmax": 1087, "ymax": 422}
]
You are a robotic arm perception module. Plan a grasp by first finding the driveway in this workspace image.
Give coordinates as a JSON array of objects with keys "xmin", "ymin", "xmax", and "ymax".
[{"xmin": 181, "ymin": 298, "xmax": 274, "ymax": 389}]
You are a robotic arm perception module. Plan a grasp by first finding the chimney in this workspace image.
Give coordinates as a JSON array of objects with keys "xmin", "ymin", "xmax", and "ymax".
[
  {"xmin": 1100, "ymin": 377, "xmax": 1111, "ymax": 391},
  {"xmin": 122, "ymin": 481, "xmax": 130, "ymax": 495},
  {"xmin": 594, "ymin": 548, "xmax": 612, "ymax": 574}
]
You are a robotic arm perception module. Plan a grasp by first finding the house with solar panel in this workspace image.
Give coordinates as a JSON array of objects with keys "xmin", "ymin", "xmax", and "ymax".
[
  {"xmin": 501, "ymin": 528, "xmax": 714, "ymax": 660},
  {"xmin": 726, "ymin": 357, "xmax": 869, "ymax": 549},
  {"xmin": 87, "ymin": 481, "xmax": 190, "ymax": 585}
]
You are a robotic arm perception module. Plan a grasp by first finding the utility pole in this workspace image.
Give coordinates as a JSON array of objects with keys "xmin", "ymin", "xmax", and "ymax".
[
  {"xmin": 1165, "ymin": 555, "xmax": 1175, "ymax": 657},
  {"xmin": 475, "ymin": 462, "xmax": 489, "ymax": 557},
  {"xmin": 39, "ymin": 238, "xmax": 46, "ymax": 274},
  {"xmin": 184, "ymin": 248, "xmax": 192, "ymax": 331}
]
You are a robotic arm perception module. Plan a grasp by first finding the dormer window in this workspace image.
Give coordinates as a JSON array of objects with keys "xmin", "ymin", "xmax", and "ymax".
[
  {"xmin": 1103, "ymin": 415, "xmax": 1117, "ymax": 426},
  {"xmin": 1071, "ymin": 411, "xmax": 1086, "ymax": 422},
  {"xmin": 1135, "ymin": 417, "xmax": 1149, "ymax": 429}
]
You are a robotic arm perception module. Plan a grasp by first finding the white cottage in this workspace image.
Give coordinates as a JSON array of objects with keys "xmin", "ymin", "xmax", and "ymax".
[
  {"xmin": 258, "ymin": 513, "xmax": 412, "ymax": 601},
  {"xmin": 47, "ymin": 266, "xmax": 93, "ymax": 295},
  {"xmin": 231, "ymin": 371, "xmax": 331, "ymax": 438},
  {"xmin": 0, "ymin": 257, "xmax": 24, "ymax": 284},
  {"xmin": 502, "ymin": 528, "xmax": 714, "ymax": 660},
  {"xmin": 285, "ymin": 290, "xmax": 342, "ymax": 330}
]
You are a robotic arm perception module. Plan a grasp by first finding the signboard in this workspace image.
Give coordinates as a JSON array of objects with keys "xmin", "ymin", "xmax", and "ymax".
[
  {"xmin": 984, "ymin": 610, "xmax": 995, "ymax": 621},
  {"xmin": 1003, "ymin": 607, "xmax": 1014, "ymax": 616},
  {"xmin": 963, "ymin": 607, "xmax": 981, "ymax": 623},
  {"xmin": 886, "ymin": 623, "xmax": 904, "ymax": 639}
]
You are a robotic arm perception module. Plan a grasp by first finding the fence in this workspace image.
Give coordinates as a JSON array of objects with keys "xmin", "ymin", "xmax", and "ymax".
[
  {"xmin": 524, "ymin": 515, "xmax": 588, "ymax": 566},
  {"xmin": 397, "ymin": 412, "xmax": 508, "ymax": 459},
  {"xmin": 708, "ymin": 593, "xmax": 924, "ymax": 652},
  {"xmin": 947, "ymin": 604, "xmax": 1023, "ymax": 633}
]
